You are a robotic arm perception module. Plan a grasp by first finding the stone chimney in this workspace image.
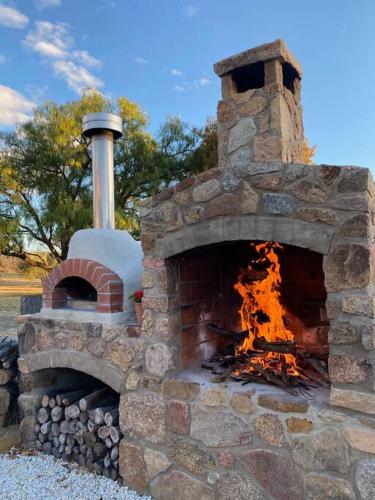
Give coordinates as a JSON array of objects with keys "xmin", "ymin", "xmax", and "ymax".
[{"xmin": 214, "ymin": 39, "xmax": 304, "ymax": 169}]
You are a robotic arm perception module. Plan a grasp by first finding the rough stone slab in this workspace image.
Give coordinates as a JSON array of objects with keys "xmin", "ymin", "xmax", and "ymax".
[
  {"xmin": 240, "ymin": 449, "xmax": 304, "ymax": 500},
  {"xmin": 324, "ymin": 244, "xmax": 371, "ymax": 292},
  {"xmin": 344, "ymin": 426, "xmax": 375, "ymax": 454},
  {"xmin": 162, "ymin": 380, "xmax": 200, "ymax": 400},
  {"xmin": 257, "ymin": 393, "xmax": 308, "ymax": 413},
  {"xmin": 263, "ymin": 193, "xmax": 296, "ymax": 215},
  {"xmin": 169, "ymin": 436, "xmax": 216, "ymax": 475},
  {"xmin": 143, "ymin": 448, "xmax": 171, "ymax": 480},
  {"xmin": 119, "ymin": 441, "xmax": 148, "ymax": 493},
  {"xmin": 151, "ymin": 469, "xmax": 214, "ymax": 500},
  {"xmin": 291, "ymin": 429, "xmax": 350, "ymax": 473},
  {"xmin": 190, "ymin": 404, "xmax": 252, "ymax": 447},
  {"xmin": 214, "ymin": 39, "xmax": 302, "ymax": 78},
  {"xmin": 331, "ymin": 387, "xmax": 375, "ymax": 415},
  {"xmin": 253, "ymin": 413, "xmax": 286, "ymax": 447},
  {"xmin": 355, "ymin": 459, "xmax": 375, "ymax": 500},
  {"xmin": 217, "ymin": 471, "xmax": 267, "ymax": 500},
  {"xmin": 305, "ymin": 473, "xmax": 355, "ymax": 500},
  {"xmin": 120, "ymin": 393, "xmax": 166, "ymax": 444}
]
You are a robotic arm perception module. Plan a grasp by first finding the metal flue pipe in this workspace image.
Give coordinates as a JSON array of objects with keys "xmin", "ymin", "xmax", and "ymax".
[{"xmin": 82, "ymin": 112, "xmax": 123, "ymax": 229}]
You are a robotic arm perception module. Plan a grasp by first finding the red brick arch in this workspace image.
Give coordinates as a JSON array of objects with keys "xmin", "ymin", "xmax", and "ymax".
[{"xmin": 42, "ymin": 258, "xmax": 123, "ymax": 313}]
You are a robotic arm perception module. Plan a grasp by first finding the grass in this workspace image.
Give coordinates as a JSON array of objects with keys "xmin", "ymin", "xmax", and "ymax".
[{"xmin": 0, "ymin": 272, "xmax": 42, "ymax": 337}]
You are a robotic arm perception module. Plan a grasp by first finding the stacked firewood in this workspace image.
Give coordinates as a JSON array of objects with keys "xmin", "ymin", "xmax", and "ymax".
[
  {"xmin": 35, "ymin": 387, "xmax": 121, "ymax": 480},
  {"xmin": 0, "ymin": 336, "xmax": 19, "ymax": 427}
]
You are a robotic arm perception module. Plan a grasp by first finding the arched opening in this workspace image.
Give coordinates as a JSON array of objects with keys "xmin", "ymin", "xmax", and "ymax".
[
  {"xmin": 170, "ymin": 240, "xmax": 329, "ymax": 393},
  {"xmin": 56, "ymin": 276, "xmax": 97, "ymax": 311}
]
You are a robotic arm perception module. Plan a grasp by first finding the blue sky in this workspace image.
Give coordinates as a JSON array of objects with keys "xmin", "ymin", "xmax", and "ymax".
[{"xmin": 0, "ymin": 0, "xmax": 375, "ymax": 170}]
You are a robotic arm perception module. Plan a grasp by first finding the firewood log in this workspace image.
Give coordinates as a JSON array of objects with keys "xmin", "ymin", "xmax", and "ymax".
[
  {"xmin": 93, "ymin": 405, "xmax": 116, "ymax": 425},
  {"xmin": 51, "ymin": 406, "xmax": 63, "ymax": 422},
  {"xmin": 113, "ymin": 459, "xmax": 119, "ymax": 468},
  {"xmin": 52, "ymin": 447, "xmax": 61, "ymax": 459},
  {"xmin": 75, "ymin": 421, "xmax": 87, "ymax": 435},
  {"xmin": 48, "ymin": 431, "xmax": 54, "ymax": 442},
  {"xmin": 64, "ymin": 404, "xmax": 80, "ymax": 421},
  {"xmin": 58, "ymin": 433, "xmax": 66, "ymax": 445},
  {"xmin": 93, "ymin": 461, "xmax": 104, "ymax": 475},
  {"xmin": 102, "ymin": 468, "xmax": 110, "ymax": 478},
  {"xmin": 38, "ymin": 432, "xmax": 47, "ymax": 443},
  {"xmin": 72, "ymin": 445, "xmax": 80, "ymax": 456},
  {"xmin": 110, "ymin": 468, "xmax": 118, "ymax": 481},
  {"xmin": 105, "ymin": 437, "xmax": 113, "ymax": 449},
  {"xmin": 2, "ymin": 353, "xmax": 19, "ymax": 369},
  {"xmin": 53, "ymin": 437, "xmax": 59, "ymax": 447},
  {"xmin": 110, "ymin": 446, "xmax": 119, "ymax": 461},
  {"xmin": 0, "ymin": 368, "xmax": 16, "ymax": 385},
  {"xmin": 104, "ymin": 408, "xmax": 119, "ymax": 426},
  {"xmin": 59, "ymin": 390, "xmax": 90, "ymax": 407},
  {"xmin": 40, "ymin": 421, "xmax": 51, "ymax": 435},
  {"xmin": 87, "ymin": 419, "xmax": 99, "ymax": 433},
  {"xmin": 78, "ymin": 388, "xmax": 113, "ymax": 412},
  {"xmin": 86, "ymin": 447, "xmax": 94, "ymax": 461},
  {"xmin": 37, "ymin": 407, "xmax": 50, "ymax": 424},
  {"xmin": 34, "ymin": 423, "xmax": 40, "ymax": 433},
  {"xmin": 35, "ymin": 440, "xmax": 42, "ymax": 450},
  {"xmin": 58, "ymin": 444, "xmax": 64, "ymax": 453},
  {"xmin": 51, "ymin": 422, "xmax": 60, "ymax": 437},
  {"xmin": 66, "ymin": 435, "xmax": 76, "ymax": 448},
  {"xmin": 42, "ymin": 442, "xmax": 52, "ymax": 454},
  {"xmin": 48, "ymin": 397, "xmax": 56, "ymax": 409},
  {"xmin": 84, "ymin": 431, "xmax": 97, "ymax": 447},
  {"xmin": 80, "ymin": 444, "xmax": 87, "ymax": 454},
  {"xmin": 59, "ymin": 420, "xmax": 69, "ymax": 434},
  {"xmin": 78, "ymin": 454, "xmax": 86, "ymax": 466},
  {"xmin": 79, "ymin": 411, "xmax": 88, "ymax": 423},
  {"xmin": 61, "ymin": 452, "xmax": 68, "ymax": 461},
  {"xmin": 76, "ymin": 435, "xmax": 84, "ymax": 446},
  {"xmin": 93, "ymin": 442, "xmax": 106, "ymax": 458},
  {"xmin": 86, "ymin": 459, "xmax": 94, "ymax": 472},
  {"xmin": 65, "ymin": 446, "xmax": 72, "ymax": 455},
  {"xmin": 67, "ymin": 419, "xmax": 78, "ymax": 434},
  {"xmin": 97, "ymin": 426, "xmax": 110, "ymax": 440},
  {"xmin": 109, "ymin": 426, "xmax": 120, "ymax": 444},
  {"xmin": 103, "ymin": 454, "xmax": 111, "ymax": 468}
]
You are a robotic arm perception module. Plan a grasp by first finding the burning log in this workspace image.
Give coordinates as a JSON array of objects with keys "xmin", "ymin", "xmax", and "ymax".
[{"xmin": 252, "ymin": 336, "xmax": 297, "ymax": 355}]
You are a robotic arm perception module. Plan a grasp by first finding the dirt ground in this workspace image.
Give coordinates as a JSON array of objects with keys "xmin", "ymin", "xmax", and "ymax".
[{"xmin": 0, "ymin": 273, "xmax": 41, "ymax": 337}]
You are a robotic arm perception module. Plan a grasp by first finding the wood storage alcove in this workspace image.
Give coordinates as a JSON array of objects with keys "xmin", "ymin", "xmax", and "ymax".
[{"xmin": 30, "ymin": 367, "xmax": 121, "ymax": 480}]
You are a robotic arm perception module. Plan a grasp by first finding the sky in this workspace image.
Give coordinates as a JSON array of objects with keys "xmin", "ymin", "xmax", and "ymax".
[{"xmin": 0, "ymin": 0, "xmax": 375, "ymax": 170}]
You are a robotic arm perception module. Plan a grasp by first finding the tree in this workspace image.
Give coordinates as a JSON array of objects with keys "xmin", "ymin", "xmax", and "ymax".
[{"xmin": 0, "ymin": 92, "xmax": 214, "ymax": 271}]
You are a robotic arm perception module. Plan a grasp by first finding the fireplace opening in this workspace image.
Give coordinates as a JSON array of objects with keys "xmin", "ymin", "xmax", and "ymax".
[
  {"xmin": 231, "ymin": 61, "xmax": 265, "ymax": 93},
  {"xmin": 174, "ymin": 241, "xmax": 329, "ymax": 394},
  {"xmin": 56, "ymin": 277, "xmax": 97, "ymax": 311},
  {"xmin": 31, "ymin": 368, "xmax": 121, "ymax": 479}
]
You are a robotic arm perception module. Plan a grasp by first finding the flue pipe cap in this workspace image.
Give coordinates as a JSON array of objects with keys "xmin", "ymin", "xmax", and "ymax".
[{"xmin": 82, "ymin": 112, "xmax": 123, "ymax": 140}]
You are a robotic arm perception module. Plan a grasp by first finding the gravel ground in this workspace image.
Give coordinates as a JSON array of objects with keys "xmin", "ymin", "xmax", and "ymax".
[{"xmin": 0, "ymin": 452, "xmax": 153, "ymax": 500}]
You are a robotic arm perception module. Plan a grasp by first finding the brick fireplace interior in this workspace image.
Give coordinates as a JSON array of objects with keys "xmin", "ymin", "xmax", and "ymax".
[{"xmin": 177, "ymin": 241, "xmax": 329, "ymax": 369}]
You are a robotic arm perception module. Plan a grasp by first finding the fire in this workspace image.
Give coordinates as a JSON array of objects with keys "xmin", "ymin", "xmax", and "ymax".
[{"xmin": 234, "ymin": 241, "xmax": 299, "ymax": 376}]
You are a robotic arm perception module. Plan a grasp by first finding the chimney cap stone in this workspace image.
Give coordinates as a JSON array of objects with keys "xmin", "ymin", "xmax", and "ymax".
[{"xmin": 213, "ymin": 39, "xmax": 302, "ymax": 78}]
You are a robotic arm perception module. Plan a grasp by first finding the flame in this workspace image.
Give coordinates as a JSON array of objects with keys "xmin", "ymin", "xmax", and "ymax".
[{"xmin": 234, "ymin": 241, "xmax": 299, "ymax": 375}]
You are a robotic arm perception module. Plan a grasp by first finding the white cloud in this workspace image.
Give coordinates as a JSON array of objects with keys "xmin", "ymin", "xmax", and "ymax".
[
  {"xmin": 0, "ymin": 4, "xmax": 29, "ymax": 29},
  {"xmin": 199, "ymin": 77, "xmax": 211, "ymax": 86},
  {"xmin": 35, "ymin": 0, "xmax": 62, "ymax": 10},
  {"xmin": 135, "ymin": 56, "xmax": 148, "ymax": 65},
  {"xmin": 0, "ymin": 85, "xmax": 35, "ymax": 126},
  {"xmin": 23, "ymin": 21, "xmax": 103, "ymax": 94},
  {"xmin": 173, "ymin": 85, "xmax": 185, "ymax": 92},
  {"xmin": 72, "ymin": 50, "xmax": 101, "ymax": 69},
  {"xmin": 0, "ymin": 54, "xmax": 6, "ymax": 64},
  {"xmin": 24, "ymin": 21, "xmax": 71, "ymax": 59},
  {"xmin": 171, "ymin": 68, "xmax": 182, "ymax": 76},
  {"xmin": 53, "ymin": 60, "xmax": 103, "ymax": 94},
  {"xmin": 182, "ymin": 4, "xmax": 199, "ymax": 18}
]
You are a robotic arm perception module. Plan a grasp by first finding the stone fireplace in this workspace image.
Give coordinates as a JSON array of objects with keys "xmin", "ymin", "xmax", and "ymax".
[{"xmin": 18, "ymin": 40, "xmax": 375, "ymax": 499}]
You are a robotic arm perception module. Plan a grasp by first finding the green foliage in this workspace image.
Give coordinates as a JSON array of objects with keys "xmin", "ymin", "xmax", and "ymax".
[{"xmin": 0, "ymin": 91, "xmax": 218, "ymax": 271}]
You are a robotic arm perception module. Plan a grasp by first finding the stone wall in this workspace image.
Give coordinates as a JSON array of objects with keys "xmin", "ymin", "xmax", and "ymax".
[{"xmin": 140, "ymin": 161, "xmax": 375, "ymax": 413}]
